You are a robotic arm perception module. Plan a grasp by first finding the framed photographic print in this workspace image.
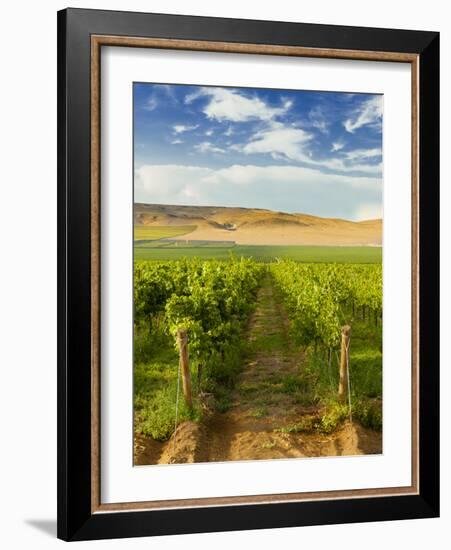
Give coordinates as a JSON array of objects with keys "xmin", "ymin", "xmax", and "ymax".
[{"xmin": 57, "ymin": 8, "xmax": 439, "ymax": 541}]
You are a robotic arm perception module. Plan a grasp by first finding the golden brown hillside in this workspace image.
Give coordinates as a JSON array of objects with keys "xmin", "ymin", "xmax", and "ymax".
[{"xmin": 134, "ymin": 203, "xmax": 382, "ymax": 246}]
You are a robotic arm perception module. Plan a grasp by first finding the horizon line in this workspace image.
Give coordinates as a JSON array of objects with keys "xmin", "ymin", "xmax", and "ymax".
[{"xmin": 133, "ymin": 202, "xmax": 382, "ymax": 224}]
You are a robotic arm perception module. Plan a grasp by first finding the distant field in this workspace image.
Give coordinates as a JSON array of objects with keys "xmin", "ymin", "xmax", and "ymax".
[
  {"xmin": 134, "ymin": 225, "xmax": 196, "ymax": 241},
  {"xmin": 134, "ymin": 244, "xmax": 382, "ymax": 263},
  {"xmin": 135, "ymin": 240, "xmax": 235, "ymax": 249}
]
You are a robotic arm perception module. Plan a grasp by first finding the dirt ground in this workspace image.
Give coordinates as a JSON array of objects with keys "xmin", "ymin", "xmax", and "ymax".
[{"xmin": 135, "ymin": 274, "xmax": 382, "ymax": 466}]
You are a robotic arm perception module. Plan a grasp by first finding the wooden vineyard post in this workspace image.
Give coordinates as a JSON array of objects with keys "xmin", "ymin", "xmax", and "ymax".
[
  {"xmin": 338, "ymin": 325, "xmax": 351, "ymax": 401},
  {"xmin": 177, "ymin": 328, "xmax": 192, "ymax": 409}
]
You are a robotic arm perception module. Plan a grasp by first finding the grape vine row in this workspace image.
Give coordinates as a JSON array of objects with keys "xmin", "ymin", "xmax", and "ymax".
[{"xmin": 271, "ymin": 260, "xmax": 382, "ymax": 351}]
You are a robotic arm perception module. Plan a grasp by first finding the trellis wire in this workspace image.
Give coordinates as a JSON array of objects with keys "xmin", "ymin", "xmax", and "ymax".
[
  {"xmin": 327, "ymin": 348, "xmax": 332, "ymax": 385},
  {"xmin": 171, "ymin": 356, "xmax": 182, "ymax": 460},
  {"xmin": 345, "ymin": 338, "xmax": 353, "ymax": 424},
  {"xmin": 334, "ymin": 350, "xmax": 340, "ymax": 389}
]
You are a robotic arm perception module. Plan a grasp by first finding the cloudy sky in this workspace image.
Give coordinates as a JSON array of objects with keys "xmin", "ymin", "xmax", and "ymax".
[{"xmin": 134, "ymin": 83, "xmax": 383, "ymax": 221}]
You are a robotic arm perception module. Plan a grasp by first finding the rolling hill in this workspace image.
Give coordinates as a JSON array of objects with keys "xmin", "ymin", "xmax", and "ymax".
[{"xmin": 134, "ymin": 203, "xmax": 382, "ymax": 246}]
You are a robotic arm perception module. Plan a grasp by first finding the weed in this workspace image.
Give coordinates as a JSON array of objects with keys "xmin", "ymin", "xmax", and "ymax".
[
  {"xmin": 274, "ymin": 416, "xmax": 316, "ymax": 434},
  {"xmin": 353, "ymin": 399, "xmax": 382, "ymax": 430},
  {"xmin": 136, "ymin": 384, "xmax": 201, "ymax": 441},
  {"xmin": 238, "ymin": 382, "xmax": 260, "ymax": 394},
  {"xmin": 280, "ymin": 374, "xmax": 308, "ymax": 394},
  {"xmin": 249, "ymin": 407, "xmax": 268, "ymax": 418},
  {"xmin": 318, "ymin": 403, "xmax": 349, "ymax": 433},
  {"xmin": 215, "ymin": 395, "xmax": 233, "ymax": 413}
]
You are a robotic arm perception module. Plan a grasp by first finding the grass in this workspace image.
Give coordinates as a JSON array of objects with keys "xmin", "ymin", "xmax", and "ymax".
[
  {"xmin": 134, "ymin": 244, "xmax": 382, "ymax": 263},
  {"xmin": 273, "ymin": 404, "xmax": 354, "ymax": 435},
  {"xmin": 136, "ymin": 240, "xmax": 236, "ymax": 249},
  {"xmin": 318, "ymin": 403, "xmax": 350, "ymax": 433},
  {"xmin": 215, "ymin": 394, "xmax": 233, "ymax": 413},
  {"xmin": 261, "ymin": 441, "xmax": 276, "ymax": 449},
  {"xmin": 280, "ymin": 374, "xmax": 309, "ymax": 394},
  {"xmin": 134, "ymin": 318, "xmax": 248, "ymax": 440},
  {"xmin": 133, "ymin": 329, "xmax": 201, "ymax": 441},
  {"xmin": 249, "ymin": 407, "xmax": 269, "ymax": 418},
  {"xmin": 277, "ymin": 307, "xmax": 383, "ymax": 432},
  {"xmin": 275, "ymin": 418, "xmax": 316, "ymax": 434},
  {"xmin": 134, "ymin": 224, "xmax": 196, "ymax": 241}
]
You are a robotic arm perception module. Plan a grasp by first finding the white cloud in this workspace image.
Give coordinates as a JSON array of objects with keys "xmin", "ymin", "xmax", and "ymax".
[
  {"xmin": 194, "ymin": 141, "xmax": 226, "ymax": 154},
  {"xmin": 171, "ymin": 139, "xmax": 183, "ymax": 145},
  {"xmin": 331, "ymin": 141, "xmax": 345, "ymax": 152},
  {"xmin": 144, "ymin": 85, "xmax": 179, "ymax": 111},
  {"xmin": 135, "ymin": 163, "xmax": 381, "ymax": 217},
  {"xmin": 233, "ymin": 125, "xmax": 381, "ymax": 175},
  {"xmin": 224, "ymin": 127, "xmax": 234, "ymax": 137},
  {"xmin": 145, "ymin": 96, "xmax": 158, "ymax": 111},
  {"xmin": 343, "ymin": 96, "xmax": 383, "ymax": 133},
  {"xmin": 354, "ymin": 203, "xmax": 383, "ymax": 221},
  {"xmin": 325, "ymin": 159, "xmax": 382, "ymax": 174},
  {"xmin": 205, "ymin": 129, "xmax": 214, "ymax": 136},
  {"xmin": 309, "ymin": 106, "xmax": 329, "ymax": 134},
  {"xmin": 159, "ymin": 84, "xmax": 178, "ymax": 103},
  {"xmin": 173, "ymin": 124, "xmax": 199, "ymax": 134},
  {"xmin": 312, "ymin": 120, "xmax": 328, "ymax": 133},
  {"xmin": 135, "ymin": 165, "xmax": 211, "ymax": 204},
  {"xmin": 185, "ymin": 87, "xmax": 292, "ymax": 122},
  {"xmin": 235, "ymin": 125, "xmax": 313, "ymax": 161},
  {"xmin": 344, "ymin": 148, "xmax": 382, "ymax": 161},
  {"xmin": 206, "ymin": 164, "xmax": 379, "ymax": 191}
]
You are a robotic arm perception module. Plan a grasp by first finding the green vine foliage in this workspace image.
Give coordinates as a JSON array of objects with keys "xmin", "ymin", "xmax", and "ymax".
[
  {"xmin": 271, "ymin": 261, "xmax": 382, "ymax": 351},
  {"xmin": 134, "ymin": 257, "xmax": 264, "ymax": 374}
]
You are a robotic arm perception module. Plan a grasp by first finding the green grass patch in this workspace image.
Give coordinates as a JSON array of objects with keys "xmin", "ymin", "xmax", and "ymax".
[
  {"xmin": 135, "ymin": 383, "xmax": 201, "ymax": 441},
  {"xmin": 275, "ymin": 404, "xmax": 349, "ymax": 435},
  {"xmin": 280, "ymin": 374, "xmax": 309, "ymax": 394},
  {"xmin": 249, "ymin": 407, "xmax": 269, "ymax": 418},
  {"xmin": 284, "ymin": 306, "xmax": 383, "ymax": 432},
  {"xmin": 318, "ymin": 402, "xmax": 349, "ymax": 433},
  {"xmin": 238, "ymin": 382, "xmax": 261, "ymax": 394},
  {"xmin": 134, "ymin": 330, "xmax": 201, "ymax": 441},
  {"xmin": 211, "ymin": 384, "xmax": 234, "ymax": 413},
  {"xmin": 251, "ymin": 395, "xmax": 284, "ymax": 407},
  {"xmin": 353, "ymin": 399, "xmax": 382, "ymax": 430},
  {"xmin": 134, "ymin": 245, "xmax": 382, "ymax": 263},
  {"xmin": 264, "ymin": 301, "xmax": 382, "ymax": 433},
  {"xmin": 247, "ymin": 332, "xmax": 287, "ymax": 353},
  {"xmin": 215, "ymin": 395, "xmax": 233, "ymax": 413},
  {"xmin": 134, "ymin": 317, "xmax": 250, "ymax": 438},
  {"xmin": 134, "ymin": 224, "xmax": 196, "ymax": 242},
  {"xmin": 275, "ymin": 416, "xmax": 317, "ymax": 434}
]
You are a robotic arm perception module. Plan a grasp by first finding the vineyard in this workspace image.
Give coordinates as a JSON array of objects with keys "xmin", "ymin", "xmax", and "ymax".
[
  {"xmin": 134, "ymin": 257, "xmax": 383, "ymax": 464},
  {"xmin": 271, "ymin": 261, "xmax": 382, "ymax": 351}
]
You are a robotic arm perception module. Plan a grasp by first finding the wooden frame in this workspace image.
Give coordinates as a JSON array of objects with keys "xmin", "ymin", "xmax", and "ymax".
[{"xmin": 58, "ymin": 8, "xmax": 439, "ymax": 541}]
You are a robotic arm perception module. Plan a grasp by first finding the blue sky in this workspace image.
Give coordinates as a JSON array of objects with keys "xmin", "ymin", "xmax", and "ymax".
[{"xmin": 134, "ymin": 83, "xmax": 383, "ymax": 220}]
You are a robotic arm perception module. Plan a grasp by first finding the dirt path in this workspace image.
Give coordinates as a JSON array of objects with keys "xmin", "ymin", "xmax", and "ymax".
[
  {"xmin": 199, "ymin": 273, "xmax": 381, "ymax": 463},
  {"xmin": 135, "ymin": 273, "xmax": 382, "ymax": 465}
]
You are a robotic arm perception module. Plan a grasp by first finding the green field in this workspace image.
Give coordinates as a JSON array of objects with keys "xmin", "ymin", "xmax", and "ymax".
[
  {"xmin": 134, "ymin": 225, "xmax": 196, "ymax": 241},
  {"xmin": 134, "ymin": 243, "xmax": 382, "ymax": 263}
]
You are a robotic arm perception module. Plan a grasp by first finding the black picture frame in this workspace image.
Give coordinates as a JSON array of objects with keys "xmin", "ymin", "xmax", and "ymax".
[{"xmin": 57, "ymin": 7, "xmax": 439, "ymax": 541}]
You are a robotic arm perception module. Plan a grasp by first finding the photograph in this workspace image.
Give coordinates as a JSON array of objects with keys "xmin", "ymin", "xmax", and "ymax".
[
  {"xmin": 52, "ymin": 5, "xmax": 440, "ymax": 542},
  {"xmin": 133, "ymin": 82, "xmax": 383, "ymax": 466}
]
